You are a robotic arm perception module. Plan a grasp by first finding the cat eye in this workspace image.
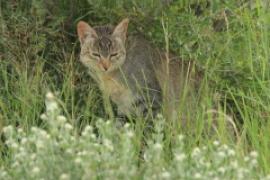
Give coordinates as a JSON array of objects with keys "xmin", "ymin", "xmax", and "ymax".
[
  {"xmin": 92, "ymin": 53, "xmax": 100, "ymax": 57},
  {"xmin": 110, "ymin": 53, "xmax": 118, "ymax": 57}
]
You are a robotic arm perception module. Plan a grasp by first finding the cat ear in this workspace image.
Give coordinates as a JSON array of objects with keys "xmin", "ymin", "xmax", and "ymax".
[
  {"xmin": 77, "ymin": 21, "xmax": 98, "ymax": 44},
  {"xmin": 112, "ymin": 18, "xmax": 129, "ymax": 42}
]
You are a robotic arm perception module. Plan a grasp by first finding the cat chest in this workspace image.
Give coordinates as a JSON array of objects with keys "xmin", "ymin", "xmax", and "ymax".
[{"xmin": 99, "ymin": 75, "xmax": 133, "ymax": 104}]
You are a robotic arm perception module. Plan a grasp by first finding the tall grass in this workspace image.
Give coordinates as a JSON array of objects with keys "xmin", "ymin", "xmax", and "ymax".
[{"xmin": 0, "ymin": 0, "xmax": 270, "ymax": 177}]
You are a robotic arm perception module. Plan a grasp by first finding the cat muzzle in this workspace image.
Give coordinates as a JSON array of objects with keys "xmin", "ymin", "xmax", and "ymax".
[{"xmin": 99, "ymin": 59, "xmax": 111, "ymax": 71}]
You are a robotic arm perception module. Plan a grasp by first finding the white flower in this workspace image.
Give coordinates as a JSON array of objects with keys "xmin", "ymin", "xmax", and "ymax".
[
  {"xmin": 11, "ymin": 142, "xmax": 18, "ymax": 149},
  {"xmin": 40, "ymin": 113, "xmax": 47, "ymax": 120},
  {"xmin": 161, "ymin": 171, "xmax": 171, "ymax": 179},
  {"xmin": 250, "ymin": 159, "xmax": 257, "ymax": 166},
  {"xmin": 66, "ymin": 148, "xmax": 73, "ymax": 154},
  {"xmin": 217, "ymin": 151, "xmax": 226, "ymax": 158},
  {"xmin": 75, "ymin": 158, "xmax": 82, "ymax": 164},
  {"xmin": 126, "ymin": 131, "xmax": 134, "ymax": 138},
  {"xmin": 103, "ymin": 139, "xmax": 114, "ymax": 151},
  {"xmin": 194, "ymin": 173, "xmax": 202, "ymax": 179},
  {"xmin": 81, "ymin": 151, "xmax": 88, "ymax": 156},
  {"xmin": 124, "ymin": 123, "xmax": 130, "ymax": 128},
  {"xmin": 17, "ymin": 128, "xmax": 23, "ymax": 134},
  {"xmin": 57, "ymin": 115, "xmax": 67, "ymax": 124},
  {"xmin": 36, "ymin": 140, "xmax": 45, "ymax": 149},
  {"xmin": 90, "ymin": 134, "xmax": 96, "ymax": 139},
  {"xmin": 31, "ymin": 127, "xmax": 39, "ymax": 133},
  {"xmin": 205, "ymin": 162, "xmax": 211, "ymax": 168},
  {"xmin": 21, "ymin": 137, "xmax": 28, "ymax": 145},
  {"xmin": 156, "ymin": 113, "xmax": 163, "ymax": 119},
  {"xmin": 3, "ymin": 125, "xmax": 13, "ymax": 135},
  {"xmin": 175, "ymin": 153, "xmax": 186, "ymax": 161},
  {"xmin": 45, "ymin": 92, "xmax": 59, "ymax": 113},
  {"xmin": 222, "ymin": 144, "xmax": 228, "ymax": 150},
  {"xmin": 154, "ymin": 143, "xmax": 163, "ymax": 150},
  {"xmin": 218, "ymin": 167, "xmax": 226, "ymax": 174},
  {"xmin": 5, "ymin": 140, "xmax": 12, "ymax": 146},
  {"xmin": 45, "ymin": 134, "xmax": 51, "ymax": 139},
  {"xmin": 82, "ymin": 126, "xmax": 93, "ymax": 137},
  {"xmin": 18, "ymin": 147, "xmax": 25, "ymax": 153},
  {"xmin": 244, "ymin": 156, "xmax": 250, "ymax": 162},
  {"xmin": 11, "ymin": 162, "xmax": 19, "ymax": 168},
  {"xmin": 59, "ymin": 173, "xmax": 70, "ymax": 180},
  {"xmin": 46, "ymin": 92, "xmax": 54, "ymax": 100},
  {"xmin": 178, "ymin": 134, "xmax": 184, "ymax": 141},
  {"xmin": 30, "ymin": 154, "xmax": 36, "ymax": 160},
  {"xmin": 70, "ymin": 136, "xmax": 75, "ymax": 142},
  {"xmin": 84, "ymin": 125, "xmax": 93, "ymax": 132},
  {"xmin": 39, "ymin": 129, "xmax": 48, "ymax": 138},
  {"xmin": 32, "ymin": 167, "xmax": 40, "ymax": 174},
  {"xmin": 192, "ymin": 147, "xmax": 201, "ymax": 157},
  {"xmin": 250, "ymin": 151, "xmax": 258, "ymax": 158},
  {"xmin": 143, "ymin": 153, "xmax": 148, "ymax": 161},
  {"xmin": 46, "ymin": 101, "xmax": 58, "ymax": 112},
  {"xmin": 208, "ymin": 171, "xmax": 214, "ymax": 176},
  {"xmin": 227, "ymin": 149, "xmax": 235, "ymax": 156},
  {"xmin": 213, "ymin": 141, "xmax": 220, "ymax": 146},
  {"xmin": 0, "ymin": 171, "xmax": 7, "ymax": 178},
  {"xmin": 64, "ymin": 123, "xmax": 73, "ymax": 131},
  {"xmin": 231, "ymin": 161, "xmax": 238, "ymax": 168},
  {"xmin": 81, "ymin": 131, "xmax": 87, "ymax": 137},
  {"xmin": 237, "ymin": 170, "xmax": 244, "ymax": 179}
]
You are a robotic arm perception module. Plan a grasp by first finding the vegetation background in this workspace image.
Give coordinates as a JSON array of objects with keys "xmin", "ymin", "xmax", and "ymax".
[{"xmin": 0, "ymin": 0, "xmax": 270, "ymax": 179}]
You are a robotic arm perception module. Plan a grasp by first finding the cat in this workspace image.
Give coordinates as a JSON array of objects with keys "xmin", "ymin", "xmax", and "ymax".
[
  {"xmin": 77, "ymin": 18, "xmax": 200, "ymax": 121},
  {"xmin": 76, "ymin": 18, "xmax": 239, "ymax": 140}
]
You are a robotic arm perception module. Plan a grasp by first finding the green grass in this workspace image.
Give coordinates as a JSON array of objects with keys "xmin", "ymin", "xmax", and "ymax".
[{"xmin": 0, "ymin": 0, "xmax": 270, "ymax": 179}]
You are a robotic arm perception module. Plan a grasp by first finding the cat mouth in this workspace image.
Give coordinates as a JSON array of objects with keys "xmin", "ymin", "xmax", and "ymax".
[
  {"xmin": 98, "ymin": 60, "xmax": 112, "ymax": 72},
  {"xmin": 99, "ymin": 65, "xmax": 111, "ymax": 72}
]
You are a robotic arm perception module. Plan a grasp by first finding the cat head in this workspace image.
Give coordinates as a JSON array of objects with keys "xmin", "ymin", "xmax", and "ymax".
[{"xmin": 77, "ymin": 18, "xmax": 129, "ymax": 73}]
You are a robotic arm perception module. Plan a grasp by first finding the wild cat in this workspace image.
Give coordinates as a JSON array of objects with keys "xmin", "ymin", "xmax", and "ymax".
[{"xmin": 77, "ymin": 18, "xmax": 199, "ymax": 121}]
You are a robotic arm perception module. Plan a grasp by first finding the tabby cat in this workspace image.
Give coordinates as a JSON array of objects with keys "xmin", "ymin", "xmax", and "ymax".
[{"xmin": 77, "ymin": 18, "xmax": 199, "ymax": 121}]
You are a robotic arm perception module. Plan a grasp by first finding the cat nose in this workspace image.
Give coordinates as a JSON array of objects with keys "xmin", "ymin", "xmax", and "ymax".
[
  {"xmin": 100, "ymin": 59, "xmax": 110, "ymax": 71},
  {"xmin": 103, "ymin": 65, "xmax": 108, "ymax": 71}
]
